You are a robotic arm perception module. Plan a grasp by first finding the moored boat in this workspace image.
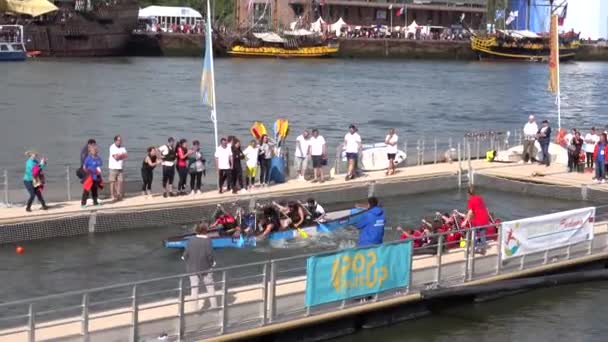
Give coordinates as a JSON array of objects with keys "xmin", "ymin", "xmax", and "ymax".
[
  {"xmin": 0, "ymin": 25, "xmax": 26, "ymax": 61},
  {"xmin": 227, "ymin": 31, "xmax": 338, "ymax": 58},
  {"xmin": 163, "ymin": 207, "xmax": 366, "ymax": 249},
  {"xmin": 470, "ymin": 30, "xmax": 579, "ymax": 62}
]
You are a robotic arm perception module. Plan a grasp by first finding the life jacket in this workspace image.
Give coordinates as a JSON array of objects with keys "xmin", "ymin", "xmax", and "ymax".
[
  {"xmin": 555, "ymin": 128, "xmax": 567, "ymax": 147},
  {"xmin": 485, "ymin": 149, "xmax": 496, "ymax": 162}
]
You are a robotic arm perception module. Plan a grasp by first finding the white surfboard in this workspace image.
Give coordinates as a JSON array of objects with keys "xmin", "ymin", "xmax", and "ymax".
[{"xmin": 342, "ymin": 143, "xmax": 407, "ymax": 171}]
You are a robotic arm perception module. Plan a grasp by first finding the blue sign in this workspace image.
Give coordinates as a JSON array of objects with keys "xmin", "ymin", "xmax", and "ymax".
[{"xmin": 305, "ymin": 241, "xmax": 412, "ymax": 307}]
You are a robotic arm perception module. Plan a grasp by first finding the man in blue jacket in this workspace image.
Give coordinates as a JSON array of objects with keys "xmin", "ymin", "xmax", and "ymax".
[
  {"xmin": 355, "ymin": 197, "xmax": 385, "ymax": 247},
  {"xmin": 537, "ymin": 120, "xmax": 552, "ymax": 166}
]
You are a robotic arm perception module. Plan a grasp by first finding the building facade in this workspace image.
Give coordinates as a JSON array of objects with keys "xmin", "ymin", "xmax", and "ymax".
[{"xmin": 234, "ymin": 0, "xmax": 486, "ymax": 31}]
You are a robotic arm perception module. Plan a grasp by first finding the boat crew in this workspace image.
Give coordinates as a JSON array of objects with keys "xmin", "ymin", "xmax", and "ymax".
[
  {"xmin": 305, "ymin": 198, "xmax": 326, "ymax": 221},
  {"xmin": 210, "ymin": 211, "xmax": 239, "ymax": 236},
  {"xmin": 273, "ymin": 201, "xmax": 307, "ymax": 229}
]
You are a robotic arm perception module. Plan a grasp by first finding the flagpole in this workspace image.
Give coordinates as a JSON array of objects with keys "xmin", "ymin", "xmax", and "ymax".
[
  {"xmin": 206, "ymin": 0, "xmax": 219, "ymax": 148},
  {"xmin": 556, "ymin": 25, "xmax": 561, "ymax": 130}
]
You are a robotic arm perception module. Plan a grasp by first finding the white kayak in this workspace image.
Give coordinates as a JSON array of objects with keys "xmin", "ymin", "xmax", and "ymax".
[
  {"xmin": 495, "ymin": 142, "xmax": 568, "ymax": 165},
  {"xmin": 341, "ymin": 142, "xmax": 407, "ymax": 171}
]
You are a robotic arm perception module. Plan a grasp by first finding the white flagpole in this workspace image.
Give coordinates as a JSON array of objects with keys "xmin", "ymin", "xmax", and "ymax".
[
  {"xmin": 207, "ymin": 0, "xmax": 219, "ymax": 148},
  {"xmin": 556, "ymin": 31, "xmax": 561, "ymax": 130}
]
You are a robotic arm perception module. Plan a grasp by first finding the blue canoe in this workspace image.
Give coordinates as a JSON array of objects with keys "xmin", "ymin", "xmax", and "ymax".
[{"xmin": 163, "ymin": 207, "xmax": 366, "ymax": 249}]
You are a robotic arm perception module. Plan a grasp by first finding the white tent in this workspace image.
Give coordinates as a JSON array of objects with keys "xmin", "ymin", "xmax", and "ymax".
[
  {"xmin": 253, "ymin": 32, "xmax": 286, "ymax": 43},
  {"xmin": 407, "ymin": 20, "xmax": 420, "ymax": 34},
  {"xmin": 311, "ymin": 17, "xmax": 325, "ymax": 33},
  {"xmin": 138, "ymin": 6, "xmax": 202, "ymax": 27},
  {"xmin": 330, "ymin": 17, "xmax": 347, "ymax": 34}
]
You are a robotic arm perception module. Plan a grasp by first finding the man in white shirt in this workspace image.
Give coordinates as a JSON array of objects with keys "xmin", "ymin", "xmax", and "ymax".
[
  {"xmin": 522, "ymin": 115, "xmax": 538, "ymax": 164},
  {"xmin": 344, "ymin": 124, "xmax": 362, "ymax": 180},
  {"xmin": 108, "ymin": 135, "xmax": 127, "ymax": 201},
  {"xmin": 214, "ymin": 138, "xmax": 233, "ymax": 194},
  {"xmin": 385, "ymin": 128, "xmax": 399, "ymax": 176},
  {"xmin": 309, "ymin": 129, "xmax": 326, "ymax": 183},
  {"xmin": 584, "ymin": 127, "xmax": 599, "ymax": 170},
  {"xmin": 294, "ymin": 130, "xmax": 311, "ymax": 181}
]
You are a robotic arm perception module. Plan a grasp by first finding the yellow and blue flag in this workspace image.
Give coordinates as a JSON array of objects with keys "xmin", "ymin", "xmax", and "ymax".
[{"xmin": 201, "ymin": 0, "xmax": 215, "ymax": 111}]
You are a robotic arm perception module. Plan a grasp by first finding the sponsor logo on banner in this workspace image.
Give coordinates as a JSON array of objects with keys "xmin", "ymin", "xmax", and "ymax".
[
  {"xmin": 305, "ymin": 242, "xmax": 412, "ymax": 307},
  {"xmin": 501, "ymin": 207, "xmax": 595, "ymax": 260}
]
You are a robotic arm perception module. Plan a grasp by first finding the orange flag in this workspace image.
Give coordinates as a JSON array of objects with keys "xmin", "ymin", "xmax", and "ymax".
[{"xmin": 548, "ymin": 14, "xmax": 559, "ymax": 94}]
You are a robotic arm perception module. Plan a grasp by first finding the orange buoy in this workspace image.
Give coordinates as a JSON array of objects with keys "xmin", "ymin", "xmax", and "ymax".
[{"xmin": 16, "ymin": 246, "xmax": 24, "ymax": 254}]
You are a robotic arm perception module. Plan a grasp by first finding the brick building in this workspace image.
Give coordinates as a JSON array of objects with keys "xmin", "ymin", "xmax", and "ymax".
[{"xmin": 234, "ymin": 0, "xmax": 486, "ymax": 31}]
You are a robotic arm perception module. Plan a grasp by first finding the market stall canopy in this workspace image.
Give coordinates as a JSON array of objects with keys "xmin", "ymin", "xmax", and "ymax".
[
  {"xmin": 310, "ymin": 17, "xmax": 326, "ymax": 33},
  {"xmin": 253, "ymin": 32, "xmax": 286, "ymax": 43},
  {"xmin": 0, "ymin": 0, "xmax": 57, "ymax": 17},
  {"xmin": 138, "ymin": 6, "xmax": 202, "ymax": 20},
  {"xmin": 407, "ymin": 20, "xmax": 420, "ymax": 33},
  {"xmin": 330, "ymin": 17, "xmax": 347, "ymax": 33}
]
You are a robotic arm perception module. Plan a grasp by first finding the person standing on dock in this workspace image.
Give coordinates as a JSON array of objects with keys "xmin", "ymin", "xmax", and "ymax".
[
  {"xmin": 188, "ymin": 140, "xmax": 205, "ymax": 195},
  {"xmin": 23, "ymin": 151, "xmax": 48, "ymax": 212},
  {"xmin": 141, "ymin": 147, "xmax": 161, "ymax": 198},
  {"xmin": 522, "ymin": 115, "xmax": 538, "ymax": 164},
  {"xmin": 183, "ymin": 223, "xmax": 217, "ymax": 310},
  {"xmin": 243, "ymin": 139, "xmax": 259, "ymax": 190},
  {"xmin": 385, "ymin": 128, "xmax": 398, "ymax": 175},
  {"xmin": 158, "ymin": 137, "xmax": 177, "ymax": 198},
  {"xmin": 258, "ymin": 135, "xmax": 273, "ymax": 187},
  {"xmin": 78, "ymin": 139, "xmax": 97, "ymax": 183},
  {"xmin": 536, "ymin": 120, "xmax": 551, "ymax": 167},
  {"xmin": 568, "ymin": 131, "xmax": 584, "ymax": 173},
  {"xmin": 230, "ymin": 139, "xmax": 245, "ymax": 194},
  {"xmin": 344, "ymin": 124, "xmax": 362, "ymax": 180},
  {"xmin": 108, "ymin": 135, "xmax": 127, "ymax": 202},
  {"xmin": 584, "ymin": 127, "xmax": 599, "ymax": 170},
  {"xmin": 81, "ymin": 146, "xmax": 103, "ymax": 208},
  {"xmin": 592, "ymin": 133, "xmax": 608, "ymax": 184},
  {"xmin": 215, "ymin": 138, "xmax": 233, "ymax": 194},
  {"xmin": 460, "ymin": 186, "xmax": 490, "ymax": 254},
  {"xmin": 354, "ymin": 197, "xmax": 385, "ymax": 246},
  {"xmin": 176, "ymin": 139, "xmax": 193, "ymax": 195},
  {"xmin": 309, "ymin": 129, "xmax": 326, "ymax": 183},
  {"xmin": 295, "ymin": 130, "xmax": 311, "ymax": 181}
]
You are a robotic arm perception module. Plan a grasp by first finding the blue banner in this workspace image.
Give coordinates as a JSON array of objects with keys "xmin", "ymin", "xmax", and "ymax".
[{"xmin": 305, "ymin": 241, "xmax": 412, "ymax": 307}]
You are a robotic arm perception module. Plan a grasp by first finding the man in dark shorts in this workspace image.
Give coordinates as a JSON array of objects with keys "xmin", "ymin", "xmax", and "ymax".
[
  {"xmin": 384, "ymin": 128, "xmax": 398, "ymax": 175},
  {"xmin": 309, "ymin": 129, "xmax": 326, "ymax": 183}
]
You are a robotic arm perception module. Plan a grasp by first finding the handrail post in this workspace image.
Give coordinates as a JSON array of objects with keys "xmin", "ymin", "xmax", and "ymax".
[
  {"xmin": 469, "ymin": 228, "xmax": 477, "ymax": 280},
  {"xmin": 457, "ymin": 143, "xmax": 462, "ymax": 188},
  {"xmin": 476, "ymin": 136, "xmax": 481, "ymax": 160},
  {"xmin": 3, "ymin": 169, "xmax": 8, "ymax": 206},
  {"xmin": 416, "ymin": 139, "xmax": 420, "ymax": 166},
  {"xmin": 220, "ymin": 270, "xmax": 228, "ymax": 334},
  {"xmin": 66, "ymin": 165, "xmax": 72, "ymax": 201},
  {"xmin": 28, "ymin": 303, "xmax": 35, "ymax": 342},
  {"xmin": 463, "ymin": 229, "xmax": 471, "ymax": 281},
  {"xmin": 268, "ymin": 261, "xmax": 277, "ymax": 323},
  {"xmin": 177, "ymin": 277, "xmax": 185, "ymax": 339},
  {"xmin": 403, "ymin": 140, "xmax": 408, "ymax": 166},
  {"xmin": 421, "ymin": 138, "xmax": 426, "ymax": 165},
  {"xmin": 261, "ymin": 262, "xmax": 269, "ymax": 325},
  {"xmin": 82, "ymin": 293, "xmax": 89, "ymax": 342},
  {"xmin": 131, "ymin": 285, "xmax": 138, "ymax": 342},
  {"xmin": 449, "ymin": 137, "xmax": 452, "ymax": 150},
  {"xmin": 436, "ymin": 235, "xmax": 443, "ymax": 284},
  {"xmin": 407, "ymin": 247, "xmax": 414, "ymax": 293},
  {"xmin": 433, "ymin": 137, "xmax": 437, "ymax": 164},
  {"xmin": 495, "ymin": 224, "xmax": 503, "ymax": 275}
]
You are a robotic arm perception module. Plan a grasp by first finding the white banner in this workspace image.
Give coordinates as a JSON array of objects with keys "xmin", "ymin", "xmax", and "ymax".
[{"xmin": 501, "ymin": 207, "xmax": 595, "ymax": 260}]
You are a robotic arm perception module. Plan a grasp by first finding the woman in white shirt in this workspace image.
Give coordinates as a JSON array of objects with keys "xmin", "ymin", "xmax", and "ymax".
[{"xmin": 385, "ymin": 128, "xmax": 399, "ymax": 176}]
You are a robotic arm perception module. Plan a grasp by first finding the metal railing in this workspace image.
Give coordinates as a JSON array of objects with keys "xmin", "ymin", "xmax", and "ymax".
[
  {"xmin": 1, "ymin": 208, "xmax": 607, "ymax": 341},
  {"xmin": 1, "ymin": 133, "xmax": 509, "ymax": 207}
]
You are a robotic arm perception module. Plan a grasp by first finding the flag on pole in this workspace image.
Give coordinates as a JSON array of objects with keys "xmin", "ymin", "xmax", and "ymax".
[
  {"xmin": 506, "ymin": 11, "xmax": 518, "ymax": 26},
  {"xmin": 201, "ymin": 0, "xmax": 215, "ymax": 112},
  {"xmin": 495, "ymin": 9, "xmax": 505, "ymax": 20},
  {"xmin": 548, "ymin": 14, "xmax": 559, "ymax": 94},
  {"xmin": 396, "ymin": 7, "xmax": 404, "ymax": 16},
  {"xmin": 388, "ymin": 4, "xmax": 393, "ymax": 10},
  {"xmin": 558, "ymin": 4, "xmax": 567, "ymax": 26}
]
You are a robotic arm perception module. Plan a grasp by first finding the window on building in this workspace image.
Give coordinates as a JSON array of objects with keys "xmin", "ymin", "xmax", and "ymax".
[
  {"xmin": 375, "ymin": 9, "xmax": 387, "ymax": 20},
  {"xmin": 358, "ymin": 7, "xmax": 362, "ymax": 19},
  {"xmin": 344, "ymin": 7, "xmax": 349, "ymax": 19}
]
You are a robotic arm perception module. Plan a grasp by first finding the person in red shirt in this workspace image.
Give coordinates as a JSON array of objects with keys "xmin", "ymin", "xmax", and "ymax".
[
  {"xmin": 461, "ymin": 186, "xmax": 490, "ymax": 253},
  {"xmin": 397, "ymin": 227, "xmax": 423, "ymax": 249}
]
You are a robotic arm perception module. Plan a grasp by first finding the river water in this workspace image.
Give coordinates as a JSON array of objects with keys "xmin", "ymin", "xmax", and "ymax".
[{"xmin": 1, "ymin": 58, "xmax": 608, "ymax": 337}]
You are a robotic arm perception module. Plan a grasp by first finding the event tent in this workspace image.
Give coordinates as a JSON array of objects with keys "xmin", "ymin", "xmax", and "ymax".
[
  {"xmin": 331, "ymin": 17, "xmax": 347, "ymax": 35},
  {"xmin": 310, "ymin": 17, "xmax": 326, "ymax": 33},
  {"xmin": 138, "ymin": 6, "xmax": 202, "ymax": 27}
]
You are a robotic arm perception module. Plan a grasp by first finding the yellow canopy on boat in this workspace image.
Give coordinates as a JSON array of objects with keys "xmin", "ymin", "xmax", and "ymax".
[{"xmin": 0, "ymin": 0, "xmax": 58, "ymax": 17}]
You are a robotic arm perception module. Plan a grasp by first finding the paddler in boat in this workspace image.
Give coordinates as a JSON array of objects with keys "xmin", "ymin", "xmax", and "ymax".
[
  {"xmin": 210, "ymin": 209, "xmax": 240, "ymax": 237},
  {"xmin": 304, "ymin": 198, "xmax": 326, "ymax": 221},
  {"xmin": 257, "ymin": 205, "xmax": 281, "ymax": 241},
  {"xmin": 272, "ymin": 201, "xmax": 308, "ymax": 229}
]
